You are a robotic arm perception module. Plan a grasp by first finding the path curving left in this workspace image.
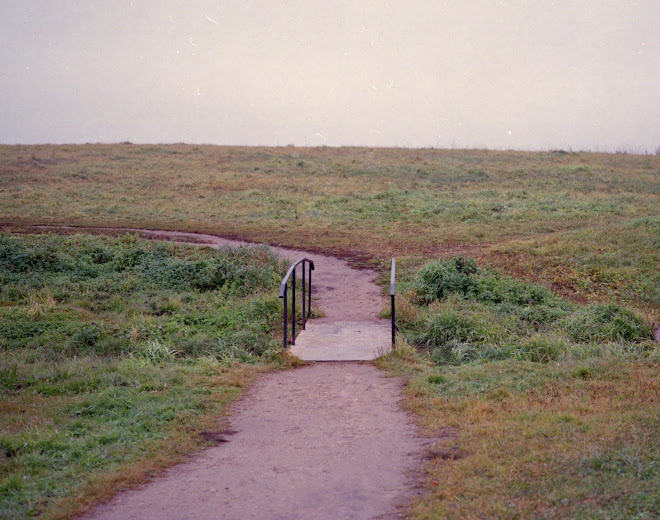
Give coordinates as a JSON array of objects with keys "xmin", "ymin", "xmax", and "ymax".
[
  {"xmin": 32, "ymin": 227, "xmax": 424, "ymax": 520},
  {"xmin": 38, "ymin": 226, "xmax": 386, "ymax": 324},
  {"xmin": 40, "ymin": 226, "xmax": 393, "ymax": 360}
]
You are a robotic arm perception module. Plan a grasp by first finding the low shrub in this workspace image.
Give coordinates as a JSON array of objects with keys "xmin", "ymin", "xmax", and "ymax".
[
  {"xmin": 409, "ymin": 257, "xmax": 650, "ymax": 367},
  {"xmin": 414, "ymin": 256, "xmax": 567, "ymax": 309},
  {"xmin": 419, "ymin": 306, "xmax": 510, "ymax": 348},
  {"xmin": 0, "ymin": 234, "xmax": 287, "ymax": 361},
  {"xmin": 414, "ymin": 256, "xmax": 479, "ymax": 303},
  {"xmin": 564, "ymin": 303, "xmax": 650, "ymax": 343}
]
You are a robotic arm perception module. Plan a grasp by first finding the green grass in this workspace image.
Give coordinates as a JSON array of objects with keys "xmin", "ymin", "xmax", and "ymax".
[
  {"xmin": 379, "ymin": 350, "xmax": 659, "ymax": 519},
  {"xmin": 1, "ymin": 144, "xmax": 658, "ymax": 519},
  {"xmin": 403, "ymin": 256, "xmax": 654, "ymax": 367},
  {"xmin": 378, "ymin": 255, "xmax": 657, "ymax": 518},
  {"xmin": 0, "ymin": 233, "xmax": 286, "ymax": 360},
  {"xmin": 0, "ymin": 233, "xmax": 301, "ymax": 519},
  {"xmin": 0, "ymin": 144, "xmax": 658, "ymax": 313}
]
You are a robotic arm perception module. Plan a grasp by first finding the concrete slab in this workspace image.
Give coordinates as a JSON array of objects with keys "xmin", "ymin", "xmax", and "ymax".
[{"xmin": 289, "ymin": 320, "xmax": 391, "ymax": 361}]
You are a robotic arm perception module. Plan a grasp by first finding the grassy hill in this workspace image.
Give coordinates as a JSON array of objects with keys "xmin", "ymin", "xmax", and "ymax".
[
  {"xmin": 1, "ymin": 144, "xmax": 658, "ymax": 518},
  {"xmin": 1, "ymin": 144, "xmax": 657, "ymax": 312}
]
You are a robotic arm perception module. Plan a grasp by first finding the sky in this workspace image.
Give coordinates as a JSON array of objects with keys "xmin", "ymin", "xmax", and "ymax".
[{"xmin": 1, "ymin": 1, "xmax": 658, "ymax": 152}]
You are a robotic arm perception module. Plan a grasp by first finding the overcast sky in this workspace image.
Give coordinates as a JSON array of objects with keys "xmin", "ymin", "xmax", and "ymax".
[{"xmin": 1, "ymin": 1, "xmax": 658, "ymax": 151}]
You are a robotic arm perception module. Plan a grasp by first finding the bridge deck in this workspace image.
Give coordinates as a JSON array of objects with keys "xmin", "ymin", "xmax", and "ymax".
[{"xmin": 289, "ymin": 320, "xmax": 391, "ymax": 361}]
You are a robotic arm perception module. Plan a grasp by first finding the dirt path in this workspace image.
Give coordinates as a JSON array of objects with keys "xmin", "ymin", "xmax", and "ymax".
[
  {"xmin": 82, "ymin": 364, "xmax": 422, "ymax": 520},
  {"xmin": 35, "ymin": 227, "xmax": 425, "ymax": 520}
]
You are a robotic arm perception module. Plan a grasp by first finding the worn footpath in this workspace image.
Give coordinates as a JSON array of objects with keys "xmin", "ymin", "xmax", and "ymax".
[{"xmin": 62, "ymin": 228, "xmax": 426, "ymax": 520}]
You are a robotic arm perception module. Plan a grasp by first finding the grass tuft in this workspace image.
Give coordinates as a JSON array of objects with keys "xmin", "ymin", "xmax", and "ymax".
[{"xmin": 564, "ymin": 303, "xmax": 651, "ymax": 343}]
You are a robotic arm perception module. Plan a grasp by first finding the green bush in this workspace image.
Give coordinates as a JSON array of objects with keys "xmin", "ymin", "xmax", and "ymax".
[
  {"xmin": 473, "ymin": 274, "xmax": 561, "ymax": 307},
  {"xmin": 0, "ymin": 234, "xmax": 283, "ymax": 296},
  {"xmin": 414, "ymin": 256, "xmax": 479, "ymax": 303},
  {"xmin": 409, "ymin": 257, "xmax": 650, "ymax": 367},
  {"xmin": 413, "ymin": 256, "xmax": 566, "ymax": 309}
]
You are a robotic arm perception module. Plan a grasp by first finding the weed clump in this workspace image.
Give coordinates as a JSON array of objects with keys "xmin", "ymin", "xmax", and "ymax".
[
  {"xmin": 563, "ymin": 303, "xmax": 650, "ymax": 343},
  {"xmin": 406, "ymin": 257, "xmax": 652, "ymax": 366},
  {"xmin": 513, "ymin": 335, "xmax": 568, "ymax": 363},
  {"xmin": 139, "ymin": 339, "xmax": 177, "ymax": 362},
  {"xmin": 430, "ymin": 341, "xmax": 481, "ymax": 365},
  {"xmin": 414, "ymin": 256, "xmax": 479, "ymax": 303},
  {"xmin": 69, "ymin": 324, "xmax": 102, "ymax": 351},
  {"xmin": 414, "ymin": 256, "xmax": 565, "ymax": 309},
  {"xmin": 420, "ymin": 307, "xmax": 508, "ymax": 347},
  {"xmin": 427, "ymin": 374, "xmax": 446, "ymax": 384}
]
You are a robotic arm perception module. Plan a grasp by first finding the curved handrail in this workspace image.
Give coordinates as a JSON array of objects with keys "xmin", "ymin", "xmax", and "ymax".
[
  {"xmin": 390, "ymin": 258, "xmax": 396, "ymax": 345},
  {"xmin": 279, "ymin": 258, "xmax": 314, "ymax": 297},
  {"xmin": 279, "ymin": 258, "xmax": 315, "ymax": 348}
]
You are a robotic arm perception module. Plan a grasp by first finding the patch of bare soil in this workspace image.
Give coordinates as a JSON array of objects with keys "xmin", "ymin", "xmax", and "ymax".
[{"xmin": 36, "ymin": 227, "xmax": 426, "ymax": 520}]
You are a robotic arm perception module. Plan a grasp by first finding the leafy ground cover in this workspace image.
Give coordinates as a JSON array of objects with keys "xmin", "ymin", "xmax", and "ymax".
[
  {"xmin": 398, "ymin": 256, "xmax": 655, "ymax": 365},
  {"xmin": 0, "ymin": 233, "xmax": 298, "ymax": 519}
]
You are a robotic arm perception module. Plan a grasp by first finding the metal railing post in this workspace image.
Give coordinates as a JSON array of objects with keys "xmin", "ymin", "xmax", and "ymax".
[
  {"xmin": 302, "ymin": 261, "xmax": 306, "ymax": 330},
  {"xmin": 291, "ymin": 267, "xmax": 296, "ymax": 345},
  {"xmin": 283, "ymin": 285, "xmax": 288, "ymax": 348},
  {"xmin": 390, "ymin": 258, "xmax": 396, "ymax": 345},
  {"xmin": 308, "ymin": 264, "xmax": 312, "ymax": 319}
]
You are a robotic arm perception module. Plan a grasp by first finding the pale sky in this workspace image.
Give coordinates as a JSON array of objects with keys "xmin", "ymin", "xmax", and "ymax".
[{"xmin": 1, "ymin": 1, "xmax": 658, "ymax": 151}]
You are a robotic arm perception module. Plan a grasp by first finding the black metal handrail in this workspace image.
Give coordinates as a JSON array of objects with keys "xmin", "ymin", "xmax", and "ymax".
[
  {"xmin": 390, "ymin": 257, "xmax": 396, "ymax": 345},
  {"xmin": 279, "ymin": 258, "xmax": 314, "ymax": 349}
]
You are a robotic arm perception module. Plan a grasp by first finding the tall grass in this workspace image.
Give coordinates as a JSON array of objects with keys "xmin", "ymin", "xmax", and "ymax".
[
  {"xmin": 0, "ymin": 233, "xmax": 286, "ymax": 361},
  {"xmin": 381, "ymin": 258, "xmax": 658, "ymax": 519}
]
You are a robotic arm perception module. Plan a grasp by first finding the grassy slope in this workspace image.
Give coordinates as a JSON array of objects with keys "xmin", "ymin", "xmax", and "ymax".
[
  {"xmin": 1, "ymin": 144, "xmax": 659, "ymax": 519},
  {"xmin": 1, "ymin": 144, "xmax": 657, "ymax": 311},
  {"xmin": 379, "ymin": 257, "xmax": 657, "ymax": 518},
  {"xmin": 0, "ymin": 234, "xmax": 301, "ymax": 519},
  {"xmin": 379, "ymin": 353, "xmax": 658, "ymax": 519}
]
